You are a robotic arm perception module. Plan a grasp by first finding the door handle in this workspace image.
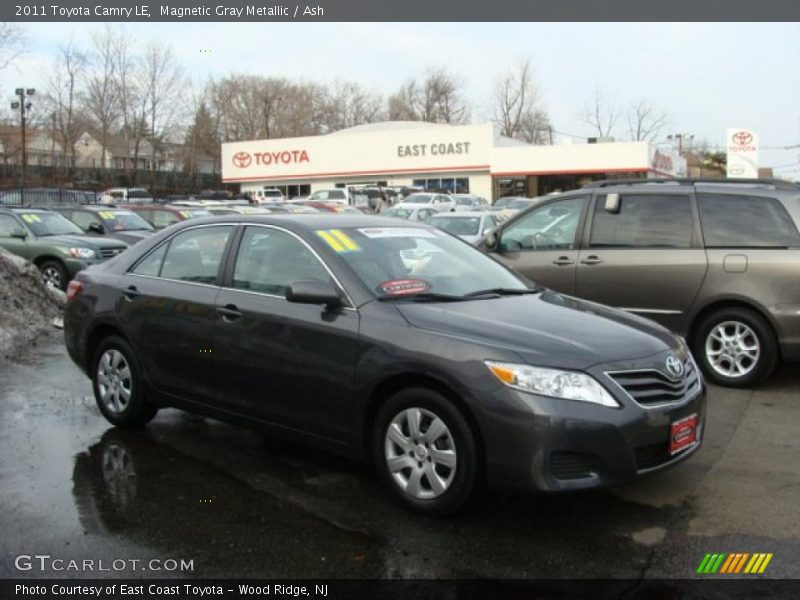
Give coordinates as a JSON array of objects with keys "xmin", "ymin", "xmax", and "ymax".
[
  {"xmin": 552, "ymin": 257, "xmax": 575, "ymax": 266},
  {"xmin": 580, "ymin": 256, "xmax": 604, "ymax": 265},
  {"xmin": 123, "ymin": 285, "xmax": 140, "ymax": 301},
  {"xmin": 216, "ymin": 304, "xmax": 242, "ymax": 321}
]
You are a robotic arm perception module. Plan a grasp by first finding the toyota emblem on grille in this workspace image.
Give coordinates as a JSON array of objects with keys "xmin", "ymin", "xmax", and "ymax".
[{"xmin": 665, "ymin": 355, "xmax": 684, "ymax": 378}]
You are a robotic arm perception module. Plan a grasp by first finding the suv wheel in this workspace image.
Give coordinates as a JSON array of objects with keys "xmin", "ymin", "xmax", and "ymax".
[
  {"xmin": 92, "ymin": 336, "xmax": 158, "ymax": 427},
  {"xmin": 374, "ymin": 387, "xmax": 478, "ymax": 515},
  {"xmin": 693, "ymin": 307, "xmax": 778, "ymax": 387},
  {"xmin": 39, "ymin": 259, "xmax": 67, "ymax": 291}
]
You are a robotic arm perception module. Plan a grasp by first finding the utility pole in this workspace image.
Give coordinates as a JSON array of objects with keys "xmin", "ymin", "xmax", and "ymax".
[{"xmin": 11, "ymin": 87, "xmax": 35, "ymax": 204}]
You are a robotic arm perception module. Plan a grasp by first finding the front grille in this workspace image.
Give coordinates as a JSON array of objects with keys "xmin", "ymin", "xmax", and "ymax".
[
  {"xmin": 97, "ymin": 247, "xmax": 126, "ymax": 260},
  {"xmin": 607, "ymin": 360, "xmax": 700, "ymax": 407},
  {"xmin": 549, "ymin": 451, "xmax": 595, "ymax": 480},
  {"xmin": 634, "ymin": 442, "xmax": 693, "ymax": 471}
]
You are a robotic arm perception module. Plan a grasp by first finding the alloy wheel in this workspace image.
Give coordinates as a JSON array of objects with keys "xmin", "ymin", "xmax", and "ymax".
[
  {"xmin": 42, "ymin": 266, "xmax": 62, "ymax": 288},
  {"xmin": 384, "ymin": 407, "xmax": 457, "ymax": 499},
  {"xmin": 705, "ymin": 320, "xmax": 761, "ymax": 378},
  {"xmin": 96, "ymin": 349, "xmax": 133, "ymax": 414}
]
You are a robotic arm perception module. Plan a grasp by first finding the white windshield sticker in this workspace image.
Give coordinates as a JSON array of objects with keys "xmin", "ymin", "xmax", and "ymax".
[{"xmin": 357, "ymin": 227, "xmax": 437, "ymax": 239}]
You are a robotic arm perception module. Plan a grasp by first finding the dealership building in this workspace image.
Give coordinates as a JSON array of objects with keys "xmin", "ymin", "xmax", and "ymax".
[{"xmin": 221, "ymin": 121, "xmax": 686, "ymax": 201}]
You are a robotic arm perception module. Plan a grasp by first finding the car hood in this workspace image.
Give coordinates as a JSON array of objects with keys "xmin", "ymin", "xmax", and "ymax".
[
  {"xmin": 394, "ymin": 290, "xmax": 678, "ymax": 370},
  {"xmin": 40, "ymin": 234, "xmax": 127, "ymax": 248},
  {"xmin": 109, "ymin": 230, "xmax": 153, "ymax": 244}
]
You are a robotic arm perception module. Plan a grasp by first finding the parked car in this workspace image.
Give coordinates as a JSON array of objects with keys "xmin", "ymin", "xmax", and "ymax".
[
  {"xmin": 429, "ymin": 211, "xmax": 501, "ymax": 245},
  {"xmin": 99, "ymin": 188, "xmax": 153, "ymax": 205},
  {"xmin": 253, "ymin": 189, "xmax": 285, "ymax": 203},
  {"xmin": 307, "ymin": 189, "xmax": 349, "ymax": 204},
  {"xmin": 491, "ymin": 196, "xmax": 538, "ymax": 219},
  {"xmin": 121, "ymin": 204, "xmax": 213, "ymax": 230},
  {"xmin": 52, "ymin": 205, "xmax": 155, "ymax": 245},
  {"xmin": 400, "ymin": 193, "xmax": 456, "ymax": 212},
  {"xmin": 267, "ymin": 202, "xmax": 319, "ymax": 214},
  {"xmin": 482, "ymin": 178, "xmax": 800, "ymax": 387},
  {"xmin": 205, "ymin": 205, "xmax": 284, "ymax": 216},
  {"xmin": 64, "ymin": 214, "xmax": 705, "ymax": 515},
  {"xmin": 452, "ymin": 194, "xmax": 490, "ymax": 212},
  {"xmin": 0, "ymin": 187, "xmax": 96, "ymax": 206},
  {"xmin": 0, "ymin": 207, "xmax": 128, "ymax": 289},
  {"xmin": 381, "ymin": 206, "xmax": 440, "ymax": 223}
]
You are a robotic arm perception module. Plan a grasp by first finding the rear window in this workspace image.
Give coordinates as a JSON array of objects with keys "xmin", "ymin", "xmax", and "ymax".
[{"xmin": 697, "ymin": 193, "xmax": 800, "ymax": 248}]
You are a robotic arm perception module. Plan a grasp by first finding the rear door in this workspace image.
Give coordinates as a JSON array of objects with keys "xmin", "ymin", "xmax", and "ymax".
[
  {"xmin": 576, "ymin": 192, "xmax": 707, "ymax": 331},
  {"xmin": 118, "ymin": 224, "xmax": 235, "ymax": 404},
  {"xmin": 490, "ymin": 195, "xmax": 589, "ymax": 294}
]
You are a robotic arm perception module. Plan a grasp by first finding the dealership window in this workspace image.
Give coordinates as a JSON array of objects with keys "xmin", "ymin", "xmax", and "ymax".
[
  {"xmin": 697, "ymin": 193, "xmax": 800, "ymax": 247},
  {"xmin": 590, "ymin": 195, "xmax": 693, "ymax": 248},
  {"xmin": 411, "ymin": 178, "xmax": 469, "ymax": 193}
]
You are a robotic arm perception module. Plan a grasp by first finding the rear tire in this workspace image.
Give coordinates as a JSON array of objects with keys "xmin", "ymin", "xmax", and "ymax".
[
  {"xmin": 91, "ymin": 336, "xmax": 158, "ymax": 427},
  {"xmin": 373, "ymin": 387, "xmax": 478, "ymax": 516},
  {"xmin": 693, "ymin": 307, "xmax": 778, "ymax": 387}
]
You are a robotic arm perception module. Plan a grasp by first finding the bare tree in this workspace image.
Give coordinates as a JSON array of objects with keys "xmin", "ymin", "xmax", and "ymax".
[
  {"xmin": 388, "ymin": 67, "xmax": 469, "ymax": 124},
  {"xmin": 0, "ymin": 23, "xmax": 26, "ymax": 71},
  {"xmin": 44, "ymin": 40, "xmax": 88, "ymax": 168},
  {"xmin": 142, "ymin": 41, "xmax": 184, "ymax": 181},
  {"xmin": 581, "ymin": 89, "xmax": 620, "ymax": 139},
  {"xmin": 85, "ymin": 27, "xmax": 119, "ymax": 170},
  {"xmin": 319, "ymin": 80, "xmax": 384, "ymax": 133},
  {"xmin": 491, "ymin": 58, "xmax": 551, "ymax": 144},
  {"xmin": 626, "ymin": 99, "xmax": 670, "ymax": 141},
  {"xmin": 112, "ymin": 30, "xmax": 149, "ymax": 181}
]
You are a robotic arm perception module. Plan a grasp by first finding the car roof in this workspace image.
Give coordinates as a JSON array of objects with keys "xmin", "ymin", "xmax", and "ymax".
[
  {"xmin": 431, "ymin": 211, "xmax": 490, "ymax": 217},
  {"xmin": 51, "ymin": 204, "xmax": 130, "ymax": 211},
  {"xmin": 3, "ymin": 207, "xmax": 53, "ymax": 213},
  {"xmin": 184, "ymin": 213, "xmax": 430, "ymax": 231}
]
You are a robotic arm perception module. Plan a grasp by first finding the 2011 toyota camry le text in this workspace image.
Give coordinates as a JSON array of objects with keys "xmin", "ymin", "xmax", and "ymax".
[{"xmin": 64, "ymin": 214, "xmax": 706, "ymax": 515}]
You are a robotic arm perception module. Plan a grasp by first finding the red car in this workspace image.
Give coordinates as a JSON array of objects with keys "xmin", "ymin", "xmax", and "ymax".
[{"xmin": 120, "ymin": 204, "xmax": 213, "ymax": 230}]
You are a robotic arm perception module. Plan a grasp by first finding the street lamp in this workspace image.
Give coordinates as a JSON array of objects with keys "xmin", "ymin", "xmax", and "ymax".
[
  {"xmin": 667, "ymin": 133, "xmax": 694, "ymax": 156},
  {"xmin": 11, "ymin": 87, "xmax": 35, "ymax": 202}
]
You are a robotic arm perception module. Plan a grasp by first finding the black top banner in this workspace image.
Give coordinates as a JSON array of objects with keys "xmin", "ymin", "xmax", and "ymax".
[{"xmin": 4, "ymin": 0, "xmax": 800, "ymax": 21}]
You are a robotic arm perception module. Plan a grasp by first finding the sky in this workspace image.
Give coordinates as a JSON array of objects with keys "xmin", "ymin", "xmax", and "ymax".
[{"xmin": 3, "ymin": 22, "xmax": 799, "ymax": 175}]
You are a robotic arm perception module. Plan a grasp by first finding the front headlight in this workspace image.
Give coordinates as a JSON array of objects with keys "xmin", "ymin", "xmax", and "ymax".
[
  {"xmin": 485, "ymin": 361, "xmax": 619, "ymax": 407},
  {"xmin": 66, "ymin": 247, "xmax": 96, "ymax": 259}
]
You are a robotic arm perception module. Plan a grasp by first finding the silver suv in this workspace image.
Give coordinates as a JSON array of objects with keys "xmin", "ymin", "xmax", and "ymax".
[{"xmin": 483, "ymin": 178, "xmax": 800, "ymax": 387}]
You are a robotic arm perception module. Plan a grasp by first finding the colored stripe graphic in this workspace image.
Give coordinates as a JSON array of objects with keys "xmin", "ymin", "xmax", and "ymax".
[
  {"xmin": 316, "ymin": 231, "xmax": 344, "ymax": 252},
  {"xmin": 697, "ymin": 553, "xmax": 727, "ymax": 573},
  {"xmin": 329, "ymin": 229, "xmax": 360, "ymax": 251},
  {"xmin": 700, "ymin": 553, "xmax": 773, "ymax": 575}
]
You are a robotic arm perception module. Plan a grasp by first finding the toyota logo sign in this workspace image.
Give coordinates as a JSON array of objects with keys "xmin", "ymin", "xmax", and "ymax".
[
  {"xmin": 665, "ymin": 355, "xmax": 684, "ymax": 378},
  {"xmin": 232, "ymin": 152, "xmax": 252, "ymax": 168},
  {"xmin": 732, "ymin": 131, "xmax": 754, "ymax": 146}
]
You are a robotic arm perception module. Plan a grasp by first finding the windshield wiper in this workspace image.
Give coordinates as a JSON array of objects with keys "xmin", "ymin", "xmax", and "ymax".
[
  {"xmin": 379, "ymin": 292, "xmax": 465, "ymax": 303},
  {"xmin": 462, "ymin": 287, "xmax": 540, "ymax": 298}
]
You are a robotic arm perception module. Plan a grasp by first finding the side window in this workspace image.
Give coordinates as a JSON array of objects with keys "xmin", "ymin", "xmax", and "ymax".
[
  {"xmin": 131, "ymin": 244, "xmax": 167, "ymax": 277},
  {"xmin": 0, "ymin": 214, "xmax": 20, "ymax": 236},
  {"xmin": 160, "ymin": 226, "xmax": 233, "ymax": 284},
  {"xmin": 232, "ymin": 227, "xmax": 331, "ymax": 296},
  {"xmin": 590, "ymin": 194, "xmax": 693, "ymax": 248},
  {"xmin": 697, "ymin": 193, "xmax": 800, "ymax": 247},
  {"xmin": 153, "ymin": 210, "xmax": 179, "ymax": 228},
  {"xmin": 70, "ymin": 211, "xmax": 99, "ymax": 231},
  {"xmin": 501, "ymin": 197, "xmax": 588, "ymax": 251}
]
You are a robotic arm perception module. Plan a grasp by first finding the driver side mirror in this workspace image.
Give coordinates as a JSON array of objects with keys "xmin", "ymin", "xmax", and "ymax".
[
  {"xmin": 286, "ymin": 279, "xmax": 343, "ymax": 308},
  {"xmin": 483, "ymin": 231, "xmax": 499, "ymax": 251},
  {"xmin": 87, "ymin": 222, "xmax": 104, "ymax": 234},
  {"xmin": 604, "ymin": 193, "xmax": 621, "ymax": 214},
  {"xmin": 10, "ymin": 228, "xmax": 27, "ymax": 239}
]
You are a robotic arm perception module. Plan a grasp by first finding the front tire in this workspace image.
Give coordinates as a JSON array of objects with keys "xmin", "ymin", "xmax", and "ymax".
[
  {"xmin": 92, "ymin": 336, "xmax": 158, "ymax": 427},
  {"xmin": 693, "ymin": 307, "xmax": 778, "ymax": 387},
  {"xmin": 39, "ymin": 259, "xmax": 68, "ymax": 291},
  {"xmin": 373, "ymin": 387, "xmax": 478, "ymax": 515}
]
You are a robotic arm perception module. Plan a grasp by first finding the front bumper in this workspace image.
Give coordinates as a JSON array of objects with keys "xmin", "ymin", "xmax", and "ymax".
[{"xmin": 475, "ymin": 356, "xmax": 707, "ymax": 492}]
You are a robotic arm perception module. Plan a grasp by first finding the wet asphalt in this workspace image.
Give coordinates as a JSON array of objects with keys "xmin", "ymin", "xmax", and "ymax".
[{"xmin": 1, "ymin": 333, "xmax": 799, "ymax": 581}]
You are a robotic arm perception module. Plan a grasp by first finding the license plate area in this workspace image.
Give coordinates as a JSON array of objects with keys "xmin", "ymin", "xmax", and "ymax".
[{"xmin": 670, "ymin": 413, "xmax": 698, "ymax": 455}]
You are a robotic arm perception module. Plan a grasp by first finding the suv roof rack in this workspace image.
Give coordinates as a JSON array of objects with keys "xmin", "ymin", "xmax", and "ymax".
[{"xmin": 582, "ymin": 178, "xmax": 799, "ymax": 191}]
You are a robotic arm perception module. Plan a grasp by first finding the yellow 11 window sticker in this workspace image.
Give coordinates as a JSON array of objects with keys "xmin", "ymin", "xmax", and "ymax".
[
  {"xmin": 21, "ymin": 214, "xmax": 42, "ymax": 224},
  {"xmin": 98, "ymin": 211, "xmax": 117, "ymax": 220},
  {"xmin": 316, "ymin": 229, "xmax": 361, "ymax": 253}
]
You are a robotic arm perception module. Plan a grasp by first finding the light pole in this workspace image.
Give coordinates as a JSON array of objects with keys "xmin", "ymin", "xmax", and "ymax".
[
  {"xmin": 11, "ymin": 87, "xmax": 35, "ymax": 203},
  {"xmin": 667, "ymin": 133, "xmax": 694, "ymax": 156}
]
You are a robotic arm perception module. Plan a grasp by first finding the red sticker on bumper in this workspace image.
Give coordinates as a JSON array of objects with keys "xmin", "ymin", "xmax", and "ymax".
[{"xmin": 670, "ymin": 413, "xmax": 698, "ymax": 455}]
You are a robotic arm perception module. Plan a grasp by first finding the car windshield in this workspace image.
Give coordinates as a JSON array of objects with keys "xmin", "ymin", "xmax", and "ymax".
[
  {"xmin": 402, "ymin": 194, "xmax": 433, "ymax": 204},
  {"xmin": 431, "ymin": 216, "xmax": 481, "ymax": 235},
  {"xmin": 178, "ymin": 209, "xmax": 213, "ymax": 219},
  {"xmin": 510, "ymin": 199, "xmax": 534, "ymax": 209},
  {"xmin": 317, "ymin": 226, "xmax": 529, "ymax": 298},
  {"xmin": 493, "ymin": 198, "xmax": 512, "ymax": 208},
  {"xmin": 384, "ymin": 208, "xmax": 412, "ymax": 219},
  {"xmin": 97, "ymin": 210, "xmax": 154, "ymax": 231},
  {"xmin": 19, "ymin": 212, "xmax": 84, "ymax": 236},
  {"xmin": 454, "ymin": 197, "xmax": 474, "ymax": 206}
]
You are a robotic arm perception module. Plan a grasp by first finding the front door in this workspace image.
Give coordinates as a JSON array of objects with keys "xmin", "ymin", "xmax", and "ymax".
[
  {"xmin": 213, "ymin": 225, "xmax": 359, "ymax": 442},
  {"xmin": 576, "ymin": 192, "xmax": 707, "ymax": 331},
  {"xmin": 491, "ymin": 195, "xmax": 589, "ymax": 294},
  {"xmin": 0, "ymin": 213, "xmax": 30, "ymax": 259}
]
